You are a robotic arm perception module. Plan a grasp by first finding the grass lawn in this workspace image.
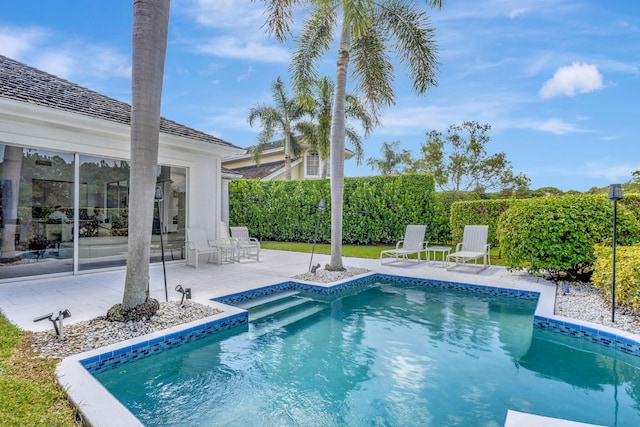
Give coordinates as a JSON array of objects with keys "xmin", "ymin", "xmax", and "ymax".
[
  {"xmin": 0, "ymin": 313, "xmax": 79, "ymax": 426},
  {"xmin": 261, "ymin": 241, "xmax": 505, "ymax": 265}
]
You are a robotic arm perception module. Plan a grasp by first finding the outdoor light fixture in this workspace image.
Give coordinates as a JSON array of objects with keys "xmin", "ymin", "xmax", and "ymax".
[
  {"xmin": 308, "ymin": 199, "xmax": 327, "ymax": 272},
  {"xmin": 33, "ymin": 309, "xmax": 71, "ymax": 340},
  {"xmin": 310, "ymin": 263, "xmax": 321, "ymax": 274},
  {"xmin": 175, "ymin": 284, "xmax": 192, "ymax": 305},
  {"xmin": 608, "ymin": 184, "xmax": 623, "ymax": 322}
]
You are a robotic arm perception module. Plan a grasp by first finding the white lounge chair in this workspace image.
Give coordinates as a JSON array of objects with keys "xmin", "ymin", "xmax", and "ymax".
[
  {"xmin": 230, "ymin": 226, "xmax": 260, "ymax": 261},
  {"xmin": 380, "ymin": 225, "xmax": 428, "ymax": 265},
  {"xmin": 186, "ymin": 227, "xmax": 220, "ymax": 268},
  {"xmin": 218, "ymin": 222, "xmax": 240, "ymax": 263},
  {"xmin": 446, "ymin": 225, "xmax": 490, "ymax": 273}
]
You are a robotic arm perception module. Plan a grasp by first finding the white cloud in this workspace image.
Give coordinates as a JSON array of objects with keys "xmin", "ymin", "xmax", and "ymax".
[
  {"xmin": 508, "ymin": 8, "xmax": 529, "ymax": 19},
  {"xmin": 539, "ymin": 62, "xmax": 604, "ymax": 98},
  {"xmin": 179, "ymin": 0, "xmax": 290, "ymax": 63},
  {"xmin": 196, "ymin": 37, "xmax": 289, "ymax": 63},
  {"xmin": 585, "ymin": 162, "xmax": 639, "ymax": 181},
  {"xmin": 535, "ymin": 118, "xmax": 587, "ymax": 135},
  {"xmin": 0, "ymin": 26, "xmax": 45, "ymax": 58}
]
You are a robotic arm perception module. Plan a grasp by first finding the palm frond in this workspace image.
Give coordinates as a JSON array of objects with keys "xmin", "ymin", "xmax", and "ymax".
[
  {"xmin": 378, "ymin": 0, "xmax": 439, "ymax": 94},
  {"xmin": 290, "ymin": 6, "xmax": 337, "ymax": 100},
  {"xmin": 350, "ymin": 25, "xmax": 395, "ymax": 117},
  {"xmin": 256, "ymin": 0, "xmax": 304, "ymax": 41},
  {"xmin": 344, "ymin": 125, "xmax": 364, "ymax": 165}
]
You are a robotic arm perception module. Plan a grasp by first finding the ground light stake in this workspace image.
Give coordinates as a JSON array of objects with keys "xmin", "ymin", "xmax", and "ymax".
[
  {"xmin": 608, "ymin": 183, "xmax": 623, "ymax": 323},
  {"xmin": 309, "ymin": 199, "xmax": 326, "ymax": 272}
]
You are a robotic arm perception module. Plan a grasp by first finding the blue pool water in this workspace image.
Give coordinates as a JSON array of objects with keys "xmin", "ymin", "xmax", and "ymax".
[{"xmin": 95, "ymin": 281, "xmax": 640, "ymax": 426}]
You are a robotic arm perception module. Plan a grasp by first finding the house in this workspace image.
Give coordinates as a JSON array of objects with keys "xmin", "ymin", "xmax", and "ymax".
[
  {"xmin": 223, "ymin": 139, "xmax": 355, "ymax": 180},
  {"xmin": 0, "ymin": 55, "xmax": 244, "ymax": 281}
]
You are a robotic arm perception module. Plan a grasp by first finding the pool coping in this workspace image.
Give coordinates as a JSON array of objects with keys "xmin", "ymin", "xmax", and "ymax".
[{"xmin": 57, "ymin": 272, "xmax": 640, "ymax": 427}]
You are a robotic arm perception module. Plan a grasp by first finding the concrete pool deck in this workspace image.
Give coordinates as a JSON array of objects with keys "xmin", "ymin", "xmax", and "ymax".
[
  {"xmin": 1, "ymin": 249, "xmax": 556, "ymax": 332},
  {"xmin": 1, "ymin": 249, "xmax": 637, "ymax": 427}
]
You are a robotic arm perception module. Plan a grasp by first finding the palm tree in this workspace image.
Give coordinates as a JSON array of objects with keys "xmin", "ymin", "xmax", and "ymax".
[
  {"xmin": 299, "ymin": 76, "xmax": 373, "ymax": 178},
  {"xmin": 119, "ymin": 0, "xmax": 170, "ymax": 314},
  {"xmin": 367, "ymin": 141, "xmax": 412, "ymax": 176},
  {"xmin": 248, "ymin": 76, "xmax": 309, "ymax": 180},
  {"xmin": 257, "ymin": 0, "xmax": 443, "ymax": 270}
]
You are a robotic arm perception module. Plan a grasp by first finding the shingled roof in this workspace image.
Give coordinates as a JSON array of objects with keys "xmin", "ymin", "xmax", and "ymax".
[
  {"xmin": 0, "ymin": 55, "xmax": 238, "ymax": 149},
  {"xmin": 229, "ymin": 160, "xmax": 287, "ymax": 180}
]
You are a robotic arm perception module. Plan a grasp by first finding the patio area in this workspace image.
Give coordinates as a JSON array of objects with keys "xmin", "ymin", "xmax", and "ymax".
[{"xmin": 1, "ymin": 249, "xmax": 555, "ymax": 332}]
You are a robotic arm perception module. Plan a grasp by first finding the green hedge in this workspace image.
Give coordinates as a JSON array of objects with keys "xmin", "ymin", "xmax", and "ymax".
[
  {"xmin": 449, "ymin": 199, "xmax": 511, "ymax": 246},
  {"xmin": 229, "ymin": 175, "xmax": 449, "ymax": 245},
  {"xmin": 497, "ymin": 194, "xmax": 640, "ymax": 279}
]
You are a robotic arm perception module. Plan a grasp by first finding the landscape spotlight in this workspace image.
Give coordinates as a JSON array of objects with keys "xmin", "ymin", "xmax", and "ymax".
[
  {"xmin": 608, "ymin": 184, "xmax": 623, "ymax": 323},
  {"xmin": 33, "ymin": 309, "xmax": 71, "ymax": 340},
  {"xmin": 175, "ymin": 284, "xmax": 192, "ymax": 305}
]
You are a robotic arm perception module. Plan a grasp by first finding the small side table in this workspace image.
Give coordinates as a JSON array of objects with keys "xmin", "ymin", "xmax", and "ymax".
[{"xmin": 426, "ymin": 245, "xmax": 451, "ymax": 267}]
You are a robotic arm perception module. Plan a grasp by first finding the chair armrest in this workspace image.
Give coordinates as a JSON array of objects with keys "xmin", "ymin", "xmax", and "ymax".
[
  {"xmin": 455, "ymin": 243, "xmax": 463, "ymax": 252},
  {"xmin": 187, "ymin": 241, "xmax": 197, "ymax": 250},
  {"xmin": 396, "ymin": 240, "xmax": 405, "ymax": 249}
]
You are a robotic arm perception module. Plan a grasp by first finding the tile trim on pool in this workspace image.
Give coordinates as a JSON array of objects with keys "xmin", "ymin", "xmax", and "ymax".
[
  {"xmin": 78, "ymin": 273, "xmax": 640, "ymax": 377},
  {"xmin": 80, "ymin": 311, "xmax": 248, "ymax": 375}
]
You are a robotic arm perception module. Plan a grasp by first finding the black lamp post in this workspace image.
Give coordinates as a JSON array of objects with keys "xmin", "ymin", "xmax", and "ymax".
[
  {"xmin": 155, "ymin": 185, "xmax": 168, "ymax": 302},
  {"xmin": 608, "ymin": 184, "xmax": 623, "ymax": 322}
]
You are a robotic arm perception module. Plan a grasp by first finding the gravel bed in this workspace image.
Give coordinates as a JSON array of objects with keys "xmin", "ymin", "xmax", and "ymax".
[
  {"xmin": 31, "ymin": 301, "xmax": 221, "ymax": 360},
  {"xmin": 554, "ymin": 281, "xmax": 640, "ymax": 335},
  {"xmin": 29, "ymin": 269, "xmax": 640, "ymax": 361},
  {"xmin": 292, "ymin": 265, "xmax": 371, "ymax": 283}
]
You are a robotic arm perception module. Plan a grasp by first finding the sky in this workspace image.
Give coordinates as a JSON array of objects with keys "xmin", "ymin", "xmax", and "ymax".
[{"xmin": 1, "ymin": 0, "xmax": 639, "ymax": 192}]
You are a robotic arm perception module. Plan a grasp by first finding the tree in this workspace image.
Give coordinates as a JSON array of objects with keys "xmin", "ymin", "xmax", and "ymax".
[
  {"xmin": 248, "ymin": 77, "xmax": 309, "ymax": 180},
  {"xmin": 257, "ymin": 0, "xmax": 443, "ymax": 270},
  {"xmin": 298, "ymin": 76, "xmax": 373, "ymax": 178},
  {"xmin": 410, "ymin": 121, "xmax": 530, "ymax": 194},
  {"xmin": 115, "ymin": 0, "xmax": 170, "ymax": 317},
  {"xmin": 366, "ymin": 140, "xmax": 411, "ymax": 176}
]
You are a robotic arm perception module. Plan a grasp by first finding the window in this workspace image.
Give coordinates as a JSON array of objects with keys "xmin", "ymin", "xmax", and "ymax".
[{"xmin": 305, "ymin": 152, "xmax": 320, "ymax": 177}]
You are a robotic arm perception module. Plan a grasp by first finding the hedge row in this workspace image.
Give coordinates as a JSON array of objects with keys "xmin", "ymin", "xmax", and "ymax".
[
  {"xmin": 497, "ymin": 195, "xmax": 640, "ymax": 280},
  {"xmin": 229, "ymin": 175, "xmax": 449, "ymax": 245},
  {"xmin": 449, "ymin": 199, "xmax": 511, "ymax": 247}
]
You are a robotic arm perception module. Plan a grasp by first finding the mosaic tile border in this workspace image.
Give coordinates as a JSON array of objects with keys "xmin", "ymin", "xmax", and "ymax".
[
  {"xmin": 534, "ymin": 316, "xmax": 640, "ymax": 357},
  {"xmin": 213, "ymin": 273, "xmax": 540, "ymax": 305},
  {"xmin": 84, "ymin": 273, "xmax": 640, "ymax": 377},
  {"xmin": 81, "ymin": 312, "xmax": 248, "ymax": 375}
]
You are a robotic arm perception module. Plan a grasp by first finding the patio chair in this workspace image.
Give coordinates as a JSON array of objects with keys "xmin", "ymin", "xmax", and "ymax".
[
  {"xmin": 217, "ymin": 222, "xmax": 240, "ymax": 263},
  {"xmin": 446, "ymin": 225, "xmax": 490, "ymax": 273},
  {"xmin": 380, "ymin": 225, "xmax": 428, "ymax": 265},
  {"xmin": 186, "ymin": 227, "xmax": 220, "ymax": 267},
  {"xmin": 230, "ymin": 226, "xmax": 260, "ymax": 261}
]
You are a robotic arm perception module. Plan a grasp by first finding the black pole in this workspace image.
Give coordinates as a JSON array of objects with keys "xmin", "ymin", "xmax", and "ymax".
[
  {"xmin": 155, "ymin": 186, "xmax": 168, "ymax": 302},
  {"xmin": 612, "ymin": 199, "xmax": 617, "ymax": 323},
  {"xmin": 309, "ymin": 199, "xmax": 326, "ymax": 272}
]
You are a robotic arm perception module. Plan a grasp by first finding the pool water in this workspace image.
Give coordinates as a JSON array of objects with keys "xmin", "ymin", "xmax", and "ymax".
[{"xmin": 96, "ymin": 282, "xmax": 640, "ymax": 426}]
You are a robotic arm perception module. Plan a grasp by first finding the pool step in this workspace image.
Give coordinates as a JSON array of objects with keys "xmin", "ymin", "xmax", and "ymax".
[
  {"xmin": 235, "ymin": 290, "xmax": 301, "ymax": 310},
  {"xmin": 249, "ymin": 296, "xmax": 310, "ymax": 322},
  {"xmin": 250, "ymin": 303, "xmax": 327, "ymax": 337}
]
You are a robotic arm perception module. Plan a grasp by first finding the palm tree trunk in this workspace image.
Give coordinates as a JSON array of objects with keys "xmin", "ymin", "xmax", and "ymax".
[
  {"xmin": 123, "ymin": 0, "xmax": 170, "ymax": 309},
  {"xmin": 284, "ymin": 131, "xmax": 292, "ymax": 180},
  {"xmin": 328, "ymin": 24, "xmax": 351, "ymax": 271}
]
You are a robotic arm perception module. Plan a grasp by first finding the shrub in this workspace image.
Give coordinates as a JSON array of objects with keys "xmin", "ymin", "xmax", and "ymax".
[
  {"xmin": 229, "ymin": 175, "xmax": 449, "ymax": 244},
  {"xmin": 497, "ymin": 195, "xmax": 640, "ymax": 280},
  {"xmin": 449, "ymin": 199, "xmax": 511, "ymax": 247},
  {"xmin": 592, "ymin": 245, "xmax": 640, "ymax": 313}
]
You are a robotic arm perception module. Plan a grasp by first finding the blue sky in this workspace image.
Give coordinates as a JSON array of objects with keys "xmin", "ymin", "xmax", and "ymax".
[{"xmin": 1, "ymin": 0, "xmax": 638, "ymax": 192}]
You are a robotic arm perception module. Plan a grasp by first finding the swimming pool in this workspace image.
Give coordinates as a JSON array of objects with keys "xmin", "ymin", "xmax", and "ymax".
[{"xmin": 93, "ymin": 278, "xmax": 640, "ymax": 426}]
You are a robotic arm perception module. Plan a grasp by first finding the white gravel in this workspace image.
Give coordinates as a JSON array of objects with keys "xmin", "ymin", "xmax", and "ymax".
[
  {"xmin": 29, "ymin": 268, "xmax": 640, "ymax": 360},
  {"xmin": 554, "ymin": 281, "xmax": 640, "ymax": 335}
]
